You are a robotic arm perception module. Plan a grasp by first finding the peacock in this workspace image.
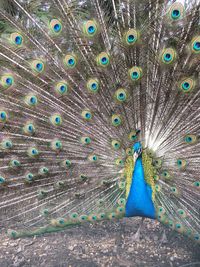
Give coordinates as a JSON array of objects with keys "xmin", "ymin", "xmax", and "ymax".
[{"xmin": 0, "ymin": 0, "xmax": 199, "ymax": 244}]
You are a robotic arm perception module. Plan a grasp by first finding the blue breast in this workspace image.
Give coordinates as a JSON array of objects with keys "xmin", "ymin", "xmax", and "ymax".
[{"xmin": 125, "ymin": 156, "xmax": 156, "ymax": 219}]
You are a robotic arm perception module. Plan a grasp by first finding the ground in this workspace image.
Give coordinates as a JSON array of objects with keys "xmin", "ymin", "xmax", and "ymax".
[{"xmin": 0, "ymin": 218, "xmax": 199, "ymax": 267}]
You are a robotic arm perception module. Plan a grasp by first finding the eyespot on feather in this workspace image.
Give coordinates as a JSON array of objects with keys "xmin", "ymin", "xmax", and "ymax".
[
  {"xmin": 96, "ymin": 52, "xmax": 110, "ymax": 67},
  {"xmin": 83, "ymin": 20, "xmax": 99, "ymax": 37}
]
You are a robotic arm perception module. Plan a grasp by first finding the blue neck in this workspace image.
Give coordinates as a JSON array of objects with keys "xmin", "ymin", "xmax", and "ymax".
[{"xmin": 125, "ymin": 156, "xmax": 156, "ymax": 219}]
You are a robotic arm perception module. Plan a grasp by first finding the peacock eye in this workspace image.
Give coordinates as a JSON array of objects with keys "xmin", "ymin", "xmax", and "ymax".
[
  {"xmin": 170, "ymin": 186, "xmax": 179, "ymax": 195},
  {"xmin": 25, "ymin": 95, "xmax": 38, "ymax": 107},
  {"xmin": 111, "ymin": 140, "xmax": 121, "ymax": 150},
  {"xmin": 193, "ymin": 181, "xmax": 200, "ymax": 187},
  {"xmin": 125, "ymin": 148, "xmax": 132, "ymax": 156},
  {"xmin": 37, "ymin": 189, "xmax": 48, "ymax": 199},
  {"xmin": 10, "ymin": 159, "xmax": 21, "ymax": 168},
  {"xmin": 180, "ymin": 78, "xmax": 195, "ymax": 93},
  {"xmin": 41, "ymin": 209, "xmax": 49, "ymax": 216},
  {"xmin": 5, "ymin": 142, "xmax": 12, "ymax": 148},
  {"xmin": 32, "ymin": 149, "xmax": 37, "ymax": 154},
  {"xmin": 70, "ymin": 212, "xmax": 78, "ymax": 219},
  {"xmin": 0, "ymin": 176, "xmax": 5, "ymax": 184},
  {"xmin": 85, "ymin": 137, "xmax": 90, "ymax": 144},
  {"xmin": 164, "ymin": 53, "xmax": 172, "ymax": 61},
  {"xmin": 128, "ymin": 130, "xmax": 137, "ymax": 141},
  {"xmin": 64, "ymin": 54, "xmax": 77, "ymax": 69},
  {"xmin": 167, "ymin": 220, "xmax": 174, "ymax": 229},
  {"xmin": 132, "ymin": 72, "xmax": 138, "ymax": 79},
  {"xmin": 115, "ymin": 88, "xmax": 128, "ymax": 102},
  {"xmin": 23, "ymin": 123, "xmax": 36, "ymax": 135},
  {"xmin": 128, "ymin": 66, "xmax": 142, "ymax": 81},
  {"xmin": 1, "ymin": 74, "xmax": 14, "ymax": 89},
  {"xmin": 39, "ymin": 166, "xmax": 49, "ymax": 175},
  {"xmin": 124, "ymin": 29, "xmax": 139, "ymax": 45},
  {"xmin": 176, "ymin": 159, "xmax": 187, "ymax": 169},
  {"xmin": 0, "ymin": 111, "xmax": 8, "ymax": 122},
  {"xmin": 81, "ymin": 109, "xmax": 92, "ymax": 121},
  {"xmin": 193, "ymin": 41, "xmax": 200, "ymax": 51},
  {"xmin": 28, "ymin": 124, "xmax": 33, "ymax": 131},
  {"xmin": 162, "ymin": 170, "xmax": 171, "ymax": 179},
  {"xmin": 36, "ymin": 63, "xmax": 42, "ymax": 71},
  {"xmin": 83, "ymin": 20, "xmax": 98, "ymax": 37},
  {"xmin": 85, "ymin": 113, "xmax": 91, "ymax": 119},
  {"xmin": 101, "ymin": 57, "xmax": 107, "ymax": 64},
  {"xmin": 49, "ymin": 19, "xmax": 62, "ymax": 34},
  {"xmin": 111, "ymin": 114, "xmax": 122, "ymax": 127},
  {"xmin": 175, "ymin": 223, "xmax": 184, "ymax": 233},
  {"xmin": 88, "ymin": 26, "xmax": 94, "ymax": 33},
  {"xmin": 184, "ymin": 134, "xmax": 197, "ymax": 144},
  {"xmin": 54, "ymin": 24, "xmax": 60, "ymax": 31},
  {"xmin": 90, "ymin": 214, "xmax": 97, "ymax": 221},
  {"xmin": 118, "ymin": 181, "xmax": 126, "ymax": 190},
  {"xmin": 178, "ymin": 209, "xmax": 186, "ymax": 218},
  {"xmin": 31, "ymin": 60, "xmax": 45, "ymax": 74},
  {"xmin": 115, "ymin": 158, "xmax": 124, "ymax": 167},
  {"xmin": 61, "ymin": 159, "xmax": 71, "ymax": 169},
  {"xmin": 81, "ymin": 136, "xmax": 91, "ymax": 145},
  {"xmin": 55, "ymin": 81, "xmax": 68, "ymax": 95},
  {"xmin": 88, "ymin": 154, "xmax": 98, "ymax": 162},
  {"xmin": 27, "ymin": 147, "xmax": 39, "ymax": 157},
  {"xmin": 128, "ymin": 35, "xmax": 134, "ymax": 42},
  {"xmin": 1, "ymin": 139, "xmax": 13, "ymax": 149},
  {"xmin": 6, "ymin": 77, "xmax": 13, "ymax": 85},
  {"xmin": 194, "ymin": 233, "xmax": 200, "ymax": 242},
  {"xmin": 157, "ymin": 206, "xmax": 166, "ymax": 215},
  {"xmin": 168, "ymin": 3, "xmax": 184, "ymax": 21},
  {"xmin": 15, "ymin": 36, "xmax": 22, "ymax": 44},
  {"xmin": 172, "ymin": 9, "xmax": 180, "ymax": 19},
  {"xmin": 183, "ymin": 82, "xmax": 189, "ymax": 89},
  {"xmin": 96, "ymin": 52, "xmax": 110, "ymax": 67},
  {"xmin": 79, "ymin": 215, "xmax": 88, "ymax": 221},
  {"xmin": 25, "ymin": 172, "xmax": 34, "ymax": 182},
  {"xmin": 87, "ymin": 78, "xmax": 99, "ymax": 93},
  {"xmin": 108, "ymin": 212, "xmax": 116, "ymax": 219},
  {"xmin": 161, "ymin": 48, "xmax": 176, "ymax": 64},
  {"xmin": 117, "ymin": 198, "xmax": 126, "ymax": 206},
  {"xmin": 155, "ymin": 184, "xmax": 161, "ymax": 192},
  {"xmin": 51, "ymin": 139, "xmax": 62, "ymax": 151},
  {"xmin": 98, "ymin": 213, "xmax": 106, "ymax": 219},
  {"xmin": 10, "ymin": 32, "xmax": 23, "ymax": 46},
  {"xmin": 69, "ymin": 59, "xmax": 74, "ymax": 65},
  {"xmin": 50, "ymin": 114, "xmax": 62, "ymax": 126},
  {"xmin": 191, "ymin": 36, "xmax": 200, "ymax": 54}
]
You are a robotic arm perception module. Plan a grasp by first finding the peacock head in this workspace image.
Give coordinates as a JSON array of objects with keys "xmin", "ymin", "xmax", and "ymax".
[{"xmin": 133, "ymin": 142, "xmax": 142, "ymax": 161}]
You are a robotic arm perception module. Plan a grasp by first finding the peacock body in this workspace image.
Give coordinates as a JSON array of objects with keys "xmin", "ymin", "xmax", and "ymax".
[{"xmin": 0, "ymin": 0, "xmax": 199, "ymax": 244}]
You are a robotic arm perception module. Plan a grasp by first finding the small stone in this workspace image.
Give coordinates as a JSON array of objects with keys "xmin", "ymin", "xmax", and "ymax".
[
  {"xmin": 154, "ymin": 236, "xmax": 159, "ymax": 241},
  {"xmin": 127, "ymin": 247, "xmax": 134, "ymax": 253}
]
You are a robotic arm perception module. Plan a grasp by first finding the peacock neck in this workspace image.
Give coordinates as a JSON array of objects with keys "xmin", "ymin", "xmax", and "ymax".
[{"xmin": 125, "ymin": 154, "xmax": 156, "ymax": 219}]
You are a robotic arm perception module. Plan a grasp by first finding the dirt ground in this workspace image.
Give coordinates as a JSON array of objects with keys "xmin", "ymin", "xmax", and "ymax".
[{"xmin": 0, "ymin": 218, "xmax": 199, "ymax": 267}]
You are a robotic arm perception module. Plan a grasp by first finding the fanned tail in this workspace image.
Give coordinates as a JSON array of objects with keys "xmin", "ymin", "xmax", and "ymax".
[{"xmin": 0, "ymin": 0, "xmax": 199, "ymax": 243}]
